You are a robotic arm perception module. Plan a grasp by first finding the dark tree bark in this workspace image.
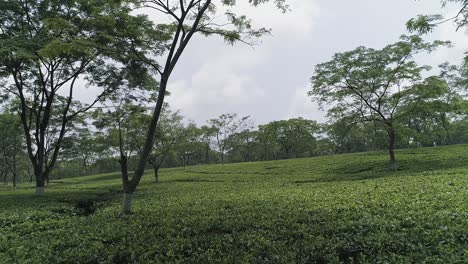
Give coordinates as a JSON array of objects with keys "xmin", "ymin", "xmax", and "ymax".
[
  {"xmin": 119, "ymin": 0, "xmax": 212, "ymax": 213},
  {"xmin": 11, "ymin": 155, "xmax": 17, "ymax": 189},
  {"xmin": 1, "ymin": 169, "xmax": 6, "ymax": 185},
  {"xmin": 386, "ymin": 122, "xmax": 398, "ymax": 170},
  {"xmin": 205, "ymin": 144, "xmax": 210, "ymax": 164},
  {"xmin": 154, "ymin": 168, "xmax": 159, "ymax": 183}
]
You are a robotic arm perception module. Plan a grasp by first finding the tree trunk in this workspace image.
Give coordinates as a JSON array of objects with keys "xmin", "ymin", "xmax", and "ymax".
[
  {"xmin": 117, "ymin": 0, "xmax": 212, "ymax": 213},
  {"xmin": 386, "ymin": 124, "xmax": 397, "ymax": 171},
  {"xmin": 205, "ymin": 144, "xmax": 210, "ymax": 164},
  {"xmin": 120, "ymin": 78, "xmax": 169, "ymax": 213},
  {"xmin": 2, "ymin": 171, "xmax": 6, "ymax": 185},
  {"xmin": 154, "ymin": 167, "xmax": 159, "ymax": 183},
  {"xmin": 12, "ymin": 156, "xmax": 17, "ymax": 189},
  {"xmin": 35, "ymin": 173, "xmax": 46, "ymax": 196},
  {"xmin": 83, "ymin": 159, "xmax": 89, "ymax": 176},
  {"xmin": 122, "ymin": 193, "xmax": 133, "ymax": 213}
]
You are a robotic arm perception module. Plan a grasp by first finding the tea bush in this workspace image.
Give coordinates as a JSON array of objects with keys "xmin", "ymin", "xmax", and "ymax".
[{"xmin": 1, "ymin": 145, "xmax": 467, "ymax": 263}]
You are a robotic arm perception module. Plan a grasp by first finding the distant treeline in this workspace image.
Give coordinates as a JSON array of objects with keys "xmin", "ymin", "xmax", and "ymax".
[{"xmin": 1, "ymin": 98, "xmax": 467, "ymax": 184}]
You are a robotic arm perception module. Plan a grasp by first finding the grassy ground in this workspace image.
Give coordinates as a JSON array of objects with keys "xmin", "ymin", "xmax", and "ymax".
[{"xmin": 0, "ymin": 145, "xmax": 467, "ymax": 263}]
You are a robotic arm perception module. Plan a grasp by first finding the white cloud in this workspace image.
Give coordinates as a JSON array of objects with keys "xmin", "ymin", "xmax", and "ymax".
[
  {"xmin": 69, "ymin": 0, "xmax": 467, "ymax": 128},
  {"xmin": 286, "ymin": 84, "xmax": 325, "ymax": 122},
  {"xmin": 165, "ymin": 0, "xmax": 322, "ymax": 125},
  {"xmin": 166, "ymin": 46, "xmax": 267, "ymax": 123},
  {"xmin": 231, "ymin": 0, "xmax": 320, "ymax": 38},
  {"xmin": 430, "ymin": 20, "xmax": 468, "ymax": 66}
]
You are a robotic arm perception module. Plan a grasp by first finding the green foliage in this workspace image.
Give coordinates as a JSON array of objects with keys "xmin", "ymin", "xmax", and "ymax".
[
  {"xmin": 0, "ymin": 0, "xmax": 164, "ymax": 189},
  {"xmin": 1, "ymin": 144, "xmax": 467, "ymax": 263},
  {"xmin": 406, "ymin": 15, "xmax": 444, "ymax": 34},
  {"xmin": 208, "ymin": 113, "xmax": 253, "ymax": 164},
  {"xmin": 0, "ymin": 111, "xmax": 25, "ymax": 185},
  {"xmin": 258, "ymin": 118, "xmax": 320, "ymax": 159},
  {"xmin": 407, "ymin": 0, "xmax": 467, "ymax": 33},
  {"xmin": 310, "ymin": 35, "xmax": 448, "ymax": 118},
  {"xmin": 407, "ymin": 1, "xmax": 467, "ymax": 63},
  {"xmin": 310, "ymin": 35, "xmax": 450, "ymax": 165}
]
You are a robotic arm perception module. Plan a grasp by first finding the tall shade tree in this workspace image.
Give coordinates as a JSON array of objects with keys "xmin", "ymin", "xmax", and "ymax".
[
  {"xmin": 199, "ymin": 125, "xmax": 217, "ymax": 164},
  {"xmin": 226, "ymin": 130, "xmax": 259, "ymax": 162},
  {"xmin": 61, "ymin": 127, "xmax": 108, "ymax": 176},
  {"xmin": 0, "ymin": 0, "xmax": 156, "ymax": 195},
  {"xmin": 258, "ymin": 118, "xmax": 319, "ymax": 159},
  {"xmin": 323, "ymin": 112, "xmax": 388, "ymax": 154},
  {"xmin": 309, "ymin": 35, "xmax": 448, "ymax": 169},
  {"xmin": 148, "ymin": 105, "xmax": 185, "ymax": 183},
  {"xmin": 399, "ymin": 63, "xmax": 468, "ymax": 146},
  {"xmin": 209, "ymin": 113, "xmax": 252, "ymax": 164},
  {"xmin": 120, "ymin": 0, "xmax": 288, "ymax": 212},
  {"xmin": 175, "ymin": 123, "xmax": 205, "ymax": 168},
  {"xmin": 0, "ymin": 110, "xmax": 24, "ymax": 188}
]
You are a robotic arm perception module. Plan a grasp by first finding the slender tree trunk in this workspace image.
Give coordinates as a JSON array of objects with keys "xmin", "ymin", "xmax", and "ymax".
[
  {"xmin": 83, "ymin": 158, "xmax": 89, "ymax": 176},
  {"xmin": 122, "ymin": 193, "xmax": 133, "ymax": 213},
  {"xmin": 12, "ymin": 174, "xmax": 16, "ymax": 189},
  {"xmin": 444, "ymin": 128, "xmax": 451, "ymax": 145},
  {"xmin": 35, "ymin": 174, "xmax": 45, "ymax": 196},
  {"xmin": 386, "ymin": 123, "xmax": 397, "ymax": 171},
  {"xmin": 121, "ymin": 77, "xmax": 169, "ymax": 213},
  {"xmin": 120, "ymin": 154, "xmax": 132, "ymax": 213},
  {"xmin": 12, "ymin": 156, "xmax": 17, "ymax": 189},
  {"xmin": 118, "ymin": 0, "xmax": 212, "ymax": 213},
  {"xmin": 154, "ymin": 168, "xmax": 159, "ymax": 183},
  {"xmin": 205, "ymin": 144, "xmax": 210, "ymax": 164},
  {"xmin": 35, "ymin": 163, "xmax": 47, "ymax": 195},
  {"xmin": 29, "ymin": 171, "xmax": 33, "ymax": 183}
]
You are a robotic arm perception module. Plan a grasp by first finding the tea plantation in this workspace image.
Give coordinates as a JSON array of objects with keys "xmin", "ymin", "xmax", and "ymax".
[{"xmin": 1, "ymin": 145, "xmax": 467, "ymax": 263}]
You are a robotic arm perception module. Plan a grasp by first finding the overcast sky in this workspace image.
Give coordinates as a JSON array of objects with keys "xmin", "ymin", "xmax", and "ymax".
[{"xmin": 77, "ymin": 0, "xmax": 467, "ymax": 126}]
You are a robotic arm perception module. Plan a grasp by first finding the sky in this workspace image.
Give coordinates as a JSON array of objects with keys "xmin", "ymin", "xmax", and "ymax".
[{"xmin": 76, "ymin": 0, "xmax": 468, "ymax": 126}]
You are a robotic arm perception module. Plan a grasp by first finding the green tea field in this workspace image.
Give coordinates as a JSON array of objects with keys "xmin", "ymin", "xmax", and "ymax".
[{"xmin": 1, "ymin": 145, "xmax": 467, "ymax": 263}]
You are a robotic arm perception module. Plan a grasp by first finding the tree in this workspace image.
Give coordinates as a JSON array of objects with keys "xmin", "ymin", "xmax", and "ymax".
[
  {"xmin": 148, "ymin": 105, "xmax": 185, "ymax": 182},
  {"xmin": 399, "ymin": 64, "xmax": 467, "ymax": 146},
  {"xmin": 61, "ymin": 127, "xmax": 108, "ymax": 176},
  {"xmin": 407, "ymin": 1, "xmax": 467, "ymax": 33},
  {"xmin": 310, "ymin": 35, "xmax": 448, "ymax": 169},
  {"xmin": 199, "ymin": 125, "xmax": 217, "ymax": 164},
  {"xmin": 258, "ymin": 118, "xmax": 319, "ymax": 159},
  {"xmin": 176, "ymin": 123, "xmax": 205, "ymax": 168},
  {"xmin": 93, "ymin": 100, "xmax": 149, "ymax": 171},
  {"xmin": 407, "ymin": 0, "xmax": 467, "ymax": 63},
  {"xmin": 119, "ymin": 0, "xmax": 288, "ymax": 212},
  {"xmin": 323, "ymin": 112, "xmax": 387, "ymax": 154},
  {"xmin": 0, "ymin": 111, "xmax": 24, "ymax": 188},
  {"xmin": 209, "ymin": 113, "xmax": 252, "ymax": 164},
  {"xmin": 226, "ymin": 130, "xmax": 259, "ymax": 162},
  {"xmin": 0, "ymin": 0, "xmax": 154, "ymax": 195}
]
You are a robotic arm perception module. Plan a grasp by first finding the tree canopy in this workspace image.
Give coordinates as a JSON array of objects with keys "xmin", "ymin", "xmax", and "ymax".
[
  {"xmin": 309, "ymin": 35, "xmax": 449, "ymax": 168},
  {"xmin": 0, "ymin": 0, "xmax": 161, "ymax": 194}
]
